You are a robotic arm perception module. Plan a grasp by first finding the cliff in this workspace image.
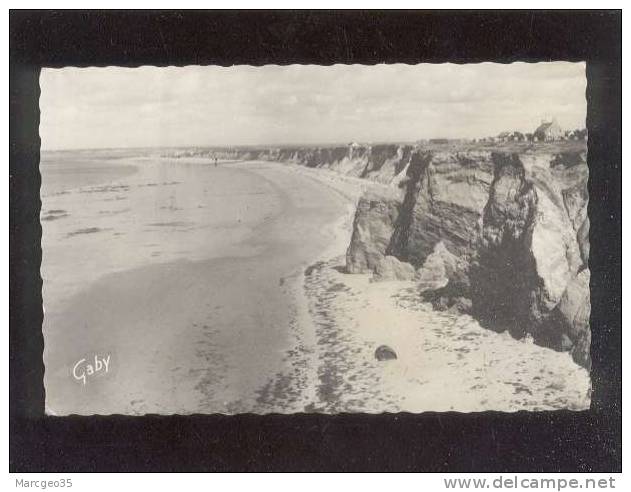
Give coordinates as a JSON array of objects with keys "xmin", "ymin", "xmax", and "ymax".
[
  {"xmin": 163, "ymin": 143, "xmax": 418, "ymax": 186},
  {"xmin": 164, "ymin": 141, "xmax": 590, "ymax": 369},
  {"xmin": 344, "ymin": 145, "xmax": 590, "ymax": 370}
]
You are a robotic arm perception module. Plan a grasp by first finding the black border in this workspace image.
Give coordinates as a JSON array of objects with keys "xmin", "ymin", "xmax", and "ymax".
[{"xmin": 9, "ymin": 10, "xmax": 622, "ymax": 472}]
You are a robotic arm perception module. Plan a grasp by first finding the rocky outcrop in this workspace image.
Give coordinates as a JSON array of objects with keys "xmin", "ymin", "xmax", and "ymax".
[
  {"xmin": 551, "ymin": 269, "xmax": 591, "ymax": 369},
  {"xmin": 471, "ymin": 153, "xmax": 584, "ymax": 349},
  {"xmin": 345, "ymin": 190, "xmax": 402, "ymax": 274},
  {"xmin": 345, "ymin": 147, "xmax": 591, "ymax": 369},
  {"xmin": 418, "ymin": 242, "xmax": 472, "ymax": 314},
  {"xmin": 168, "ymin": 142, "xmax": 591, "ymax": 369},
  {"xmin": 422, "ymin": 284, "xmax": 473, "ymax": 315},
  {"xmin": 416, "ymin": 241, "xmax": 457, "ymax": 288},
  {"xmin": 387, "ymin": 150, "xmax": 493, "ymax": 266},
  {"xmin": 373, "ymin": 255, "xmax": 416, "ymax": 282}
]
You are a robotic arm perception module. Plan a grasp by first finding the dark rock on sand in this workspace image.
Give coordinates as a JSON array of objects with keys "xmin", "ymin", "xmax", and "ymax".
[
  {"xmin": 375, "ymin": 345, "xmax": 397, "ymax": 361},
  {"xmin": 421, "ymin": 282, "xmax": 472, "ymax": 315},
  {"xmin": 418, "ymin": 242, "xmax": 473, "ymax": 314}
]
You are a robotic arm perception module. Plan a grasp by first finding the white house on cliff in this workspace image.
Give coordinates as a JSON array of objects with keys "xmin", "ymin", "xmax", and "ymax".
[{"xmin": 533, "ymin": 118, "xmax": 564, "ymax": 142}]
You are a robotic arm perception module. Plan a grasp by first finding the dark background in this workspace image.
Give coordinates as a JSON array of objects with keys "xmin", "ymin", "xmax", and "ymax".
[{"xmin": 9, "ymin": 10, "xmax": 622, "ymax": 472}]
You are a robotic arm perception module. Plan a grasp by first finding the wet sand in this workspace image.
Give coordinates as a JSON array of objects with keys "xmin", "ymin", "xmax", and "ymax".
[{"xmin": 43, "ymin": 160, "xmax": 354, "ymax": 414}]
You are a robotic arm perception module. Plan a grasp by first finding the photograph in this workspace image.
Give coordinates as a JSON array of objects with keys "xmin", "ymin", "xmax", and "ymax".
[{"xmin": 39, "ymin": 62, "xmax": 591, "ymax": 416}]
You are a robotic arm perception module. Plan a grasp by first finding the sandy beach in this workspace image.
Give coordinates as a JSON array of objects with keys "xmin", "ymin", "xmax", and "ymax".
[
  {"xmin": 24, "ymin": 58, "xmax": 607, "ymax": 475},
  {"xmin": 302, "ymin": 258, "xmax": 590, "ymax": 413},
  {"xmin": 41, "ymin": 154, "xmax": 590, "ymax": 415},
  {"xmin": 42, "ymin": 157, "xmax": 356, "ymax": 414}
]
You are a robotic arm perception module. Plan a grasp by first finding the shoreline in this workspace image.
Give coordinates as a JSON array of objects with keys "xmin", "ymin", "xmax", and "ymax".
[
  {"xmin": 42, "ymin": 156, "xmax": 591, "ymax": 414},
  {"xmin": 43, "ymin": 159, "xmax": 359, "ymax": 415},
  {"xmin": 256, "ymin": 163, "xmax": 591, "ymax": 413},
  {"xmin": 230, "ymin": 160, "xmax": 590, "ymax": 413}
]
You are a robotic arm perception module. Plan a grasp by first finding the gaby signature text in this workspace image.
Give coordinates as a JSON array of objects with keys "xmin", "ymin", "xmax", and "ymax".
[{"xmin": 73, "ymin": 354, "xmax": 111, "ymax": 385}]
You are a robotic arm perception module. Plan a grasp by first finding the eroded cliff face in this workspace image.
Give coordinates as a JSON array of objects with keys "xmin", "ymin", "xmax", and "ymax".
[
  {"xmin": 345, "ymin": 147, "xmax": 591, "ymax": 369},
  {"xmin": 345, "ymin": 190, "xmax": 401, "ymax": 274},
  {"xmin": 274, "ymin": 143, "xmax": 420, "ymax": 186},
  {"xmin": 387, "ymin": 150, "xmax": 493, "ymax": 265},
  {"xmin": 168, "ymin": 142, "xmax": 590, "ymax": 368},
  {"xmin": 471, "ymin": 153, "xmax": 586, "ymax": 357}
]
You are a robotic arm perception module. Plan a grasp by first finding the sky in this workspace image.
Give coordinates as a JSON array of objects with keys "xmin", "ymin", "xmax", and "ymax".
[{"xmin": 40, "ymin": 62, "xmax": 586, "ymax": 150}]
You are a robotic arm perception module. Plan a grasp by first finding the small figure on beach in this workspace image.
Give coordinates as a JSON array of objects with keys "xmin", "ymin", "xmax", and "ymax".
[{"xmin": 214, "ymin": 157, "xmax": 218, "ymax": 167}]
